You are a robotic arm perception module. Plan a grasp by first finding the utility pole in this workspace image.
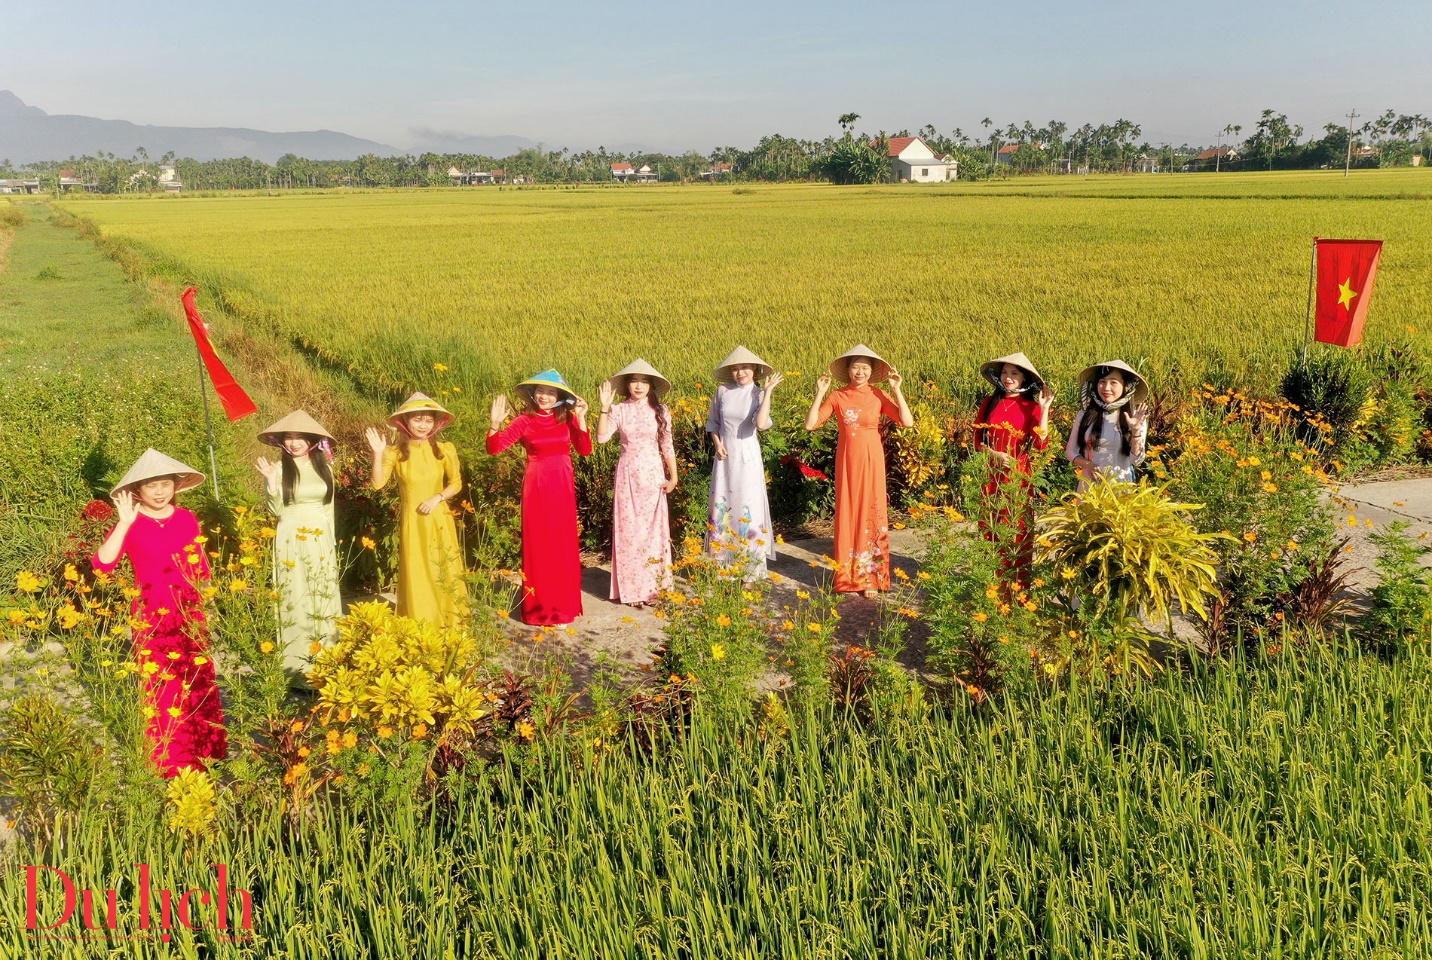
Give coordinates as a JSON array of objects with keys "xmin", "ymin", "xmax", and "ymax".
[
  {"xmin": 1344, "ymin": 109, "xmax": 1360, "ymax": 177},
  {"xmin": 1215, "ymin": 128, "xmax": 1223, "ymax": 172}
]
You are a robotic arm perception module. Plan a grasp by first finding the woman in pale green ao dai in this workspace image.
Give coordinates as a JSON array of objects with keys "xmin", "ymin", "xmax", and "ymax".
[{"xmin": 255, "ymin": 410, "xmax": 342, "ymax": 682}]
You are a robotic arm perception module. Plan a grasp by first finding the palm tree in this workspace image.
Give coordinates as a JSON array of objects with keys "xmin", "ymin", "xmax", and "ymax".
[{"xmin": 838, "ymin": 113, "xmax": 861, "ymax": 138}]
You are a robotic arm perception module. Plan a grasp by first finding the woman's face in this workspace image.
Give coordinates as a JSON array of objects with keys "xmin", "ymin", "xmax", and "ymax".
[
  {"xmin": 533, "ymin": 387, "xmax": 561, "ymax": 411},
  {"xmin": 282, "ymin": 432, "xmax": 312, "ymax": 457},
  {"xmin": 1096, "ymin": 372, "xmax": 1127, "ymax": 404},
  {"xmin": 999, "ymin": 363, "xmax": 1026, "ymax": 392},
  {"xmin": 136, "ymin": 477, "xmax": 176, "ymax": 511},
  {"xmin": 626, "ymin": 376, "xmax": 651, "ymax": 401},
  {"xmin": 406, "ymin": 412, "xmax": 436, "ymax": 439},
  {"xmin": 848, "ymin": 360, "xmax": 873, "ymax": 386},
  {"xmin": 731, "ymin": 365, "xmax": 755, "ymax": 386}
]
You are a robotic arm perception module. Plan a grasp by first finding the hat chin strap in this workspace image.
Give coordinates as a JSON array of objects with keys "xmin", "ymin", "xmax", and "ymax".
[{"xmin": 1092, "ymin": 392, "xmax": 1132, "ymax": 412}]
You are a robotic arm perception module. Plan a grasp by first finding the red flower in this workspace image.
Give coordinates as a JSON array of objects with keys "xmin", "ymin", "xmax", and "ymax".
[
  {"xmin": 82, "ymin": 499, "xmax": 115, "ymax": 522},
  {"xmin": 780, "ymin": 455, "xmax": 828, "ymax": 482}
]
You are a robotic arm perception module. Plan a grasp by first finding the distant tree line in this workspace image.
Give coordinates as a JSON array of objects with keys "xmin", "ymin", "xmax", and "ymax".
[{"xmin": 3, "ymin": 108, "xmax": 1426, "ymax": 192}]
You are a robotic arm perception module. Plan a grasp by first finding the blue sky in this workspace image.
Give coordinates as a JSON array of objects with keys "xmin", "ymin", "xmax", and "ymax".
[{"xmin": 4, "ymin": 0, "xmax": 1429, "ymax": 151}]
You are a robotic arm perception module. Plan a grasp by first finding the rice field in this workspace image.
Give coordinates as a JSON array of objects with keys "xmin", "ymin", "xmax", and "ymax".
[{"xmin": 61, "ymin": 169, "xmax": 1432, "ymax": 413}]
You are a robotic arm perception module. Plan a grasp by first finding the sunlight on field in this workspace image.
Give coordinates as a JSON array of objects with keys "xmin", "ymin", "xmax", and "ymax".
[{"xmin": 64, "ymin": 170, "xmax": 1430, "ymax": 412}]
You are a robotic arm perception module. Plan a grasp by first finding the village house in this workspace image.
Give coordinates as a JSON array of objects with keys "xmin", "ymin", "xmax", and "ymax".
[
  {"xmin": 0, "ymin": 178, "xmax": 41, "ymax": 194},
  {"xmin": 700, "ymin": 162, "xmax": 734, "ymax": 180},
  {"xmin": 58, "ymin": 169, "xmax": 97, "ymax": 191},
  {"xmin": 448, "ymin": 166, "xmax": 505, "ymax": 185},
  {"xmin": 612, "ymin": 162, "xmax": 659, "ymax": 183},
  {"xmin": 879, "ymin": 136, "xmax": 957, "ymax": 182},
  {"xmin": 1189, "ymin": 146, "xmax": 1238, "ymax": 170}
]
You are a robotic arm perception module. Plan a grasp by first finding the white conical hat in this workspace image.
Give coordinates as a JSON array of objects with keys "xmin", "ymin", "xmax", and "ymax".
[
  {"xmin": 828, "ymin": 344, "xmax": 892, "ymax": 384},
  {"xmin": 714, "ymin": 346, "xmax": 773, "ymax": 383},
  {"xmin": 610, "ymin": 358, "xmax": 672, "ymax": 399},
  {"xmin": 258, "ymin": 410, "xmax": 335, "ymax": 446},
  {"xmin": 980, "ymin": 352, "xmax": 1044, "ymax": 390},
  {"xmin": 111, "ymin": 448, "xmax": 205, "ymax": 497},
  {"xmin": 1077, "ymin": 360, "xmax": 1149, "ymax": 405}
]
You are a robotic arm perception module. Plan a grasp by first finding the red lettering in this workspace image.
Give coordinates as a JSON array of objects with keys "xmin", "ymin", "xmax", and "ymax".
[
  {"xmin": 214, "ymin": 864, "xmax": 253, "ymax": 930},
  {"xmin": 81, "ymin": 888, "xmax": 119, "ymax": 930},
  {"xmin": 137, "ymin": 863, "xmax": 151, "ymax": 929},
  {"xmin": 25, "ymin": 865, "xmax": 76, "ymax": 930},
  {"xmin": 177, "ymin": 888, "xmax": 210, "ymax": 930}
]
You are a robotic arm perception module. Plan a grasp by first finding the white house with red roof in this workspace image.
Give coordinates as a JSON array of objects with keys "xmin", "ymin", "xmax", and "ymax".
[
  {"xmin": 611, "ymin": 162, "xmax": 658, "ymax": 183},
  {"xmin": 880, "ymin": 136, "xmax": 957, "ymax": 182}
]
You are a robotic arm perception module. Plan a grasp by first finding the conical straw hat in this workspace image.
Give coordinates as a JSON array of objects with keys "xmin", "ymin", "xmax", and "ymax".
[
  {"xmin": 111, "ymin": 448, "xmax": 205, "ymax": 497},
  {"xmin": 828, "ymin": 344, "xmax": 892, "ymax": 384},
  {"xmin": 515, "ymin": 370, "xmax": 577, "ymax": 407},
  {"xmin": 388, "ymin": 392, "xmax": 455, "ymax": 435},
  {"xmin": 610, "ymin": 358, "xmax": 672, "ymax": 400},
  {"xmin": 1077, "ymin": 360, "xmax": 1149, "ymax": 405},
  {"xmin": 258, "ymin": 410, "xmax": 335, "ymax": 447},
  {"xmin": 980, "ymin": 352, "xmax": 1044, "ymax": 391},
  {"xmin": 714, "ymin": 345, "xmax": 773, "ymax": 384}
]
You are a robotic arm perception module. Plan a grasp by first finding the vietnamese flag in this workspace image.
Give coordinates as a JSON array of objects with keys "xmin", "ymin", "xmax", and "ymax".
[
  {"xmin": 181, "ymin": 287, "xmax": 257, "ymax": 421},
  {"xmin": 1314, "ymin": 239, "xmax": 1383, "ymax": 347}
]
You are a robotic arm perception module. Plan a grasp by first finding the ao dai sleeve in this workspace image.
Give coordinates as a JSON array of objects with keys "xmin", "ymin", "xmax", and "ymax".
[
  {"xmin": 570, "ymin": 418, "xmax": 593, "ymax": 457},
  {"xmin": 1065, "ymin": 410, "xmax": 1087, "ymax": 463},
  {"xmin": 1028, "ymin": 399, "xmax": 1050, "ymax": 452},
  {"xmin": 705, "ymin": 389, "xmax": 722, "ymax": 434},
  {"xmin": 659, "ymin": 406, "xmax": 676, "ymax": 460},
  {"xmin": 441, "ymin": 442, "xmax": 463, "ymax": 489},
  {"xmin": 813, "ymin": 392, "xmax": 836, "ymax": 429},
  {"xmin": 378, "ymin": 446, "xmax": 401, "ymax": 489},
  {"xmin": 597, "ymin": 403, "xmax": 624, "ymax": 445},
  {"xmin": 1131, "ymin": 415, "xmax": 1148, "ymax": 466},
  {"xmin": 486, "ymin": 415, "xmax": 529, "ymax": 455},
  {"xmin": 91, "ymin": 529, "xmax": 127, "ymax": 574}
]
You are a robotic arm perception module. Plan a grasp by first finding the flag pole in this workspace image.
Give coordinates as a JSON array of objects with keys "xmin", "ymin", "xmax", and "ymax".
[
  {"xmin": 1301, "ymin": 236, "xmax": 1318, "ymax": 369},
  {"xmin": 194, "ymin": 339, "xmax": 221, "ymax": 501}
]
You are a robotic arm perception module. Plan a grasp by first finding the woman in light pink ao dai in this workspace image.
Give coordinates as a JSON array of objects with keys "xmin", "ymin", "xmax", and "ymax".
[{"xmin": 597, "ymin": 360, "xmax": 678, "ymax": 605}]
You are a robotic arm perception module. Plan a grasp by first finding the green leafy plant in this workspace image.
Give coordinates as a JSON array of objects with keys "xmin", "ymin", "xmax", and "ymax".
[
  {"xmin": 0, "ymin": 692, "xmax": 107, "ymax": 840},
  {"xmin": 1038, "ymin": 480, "xmax": 1227, "ymax": 630},
  {"xmin": 1365, "ymin": 520, "xmax": 1432, "ymax": 652}
]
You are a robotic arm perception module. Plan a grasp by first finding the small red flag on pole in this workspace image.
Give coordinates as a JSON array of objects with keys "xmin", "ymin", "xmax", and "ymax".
[
  {"xmin": 1313, "ymin": 239, "xmax": 1383, "ymax": 348},
  {"xmin": 181, "ymin": 287, "xmax": 257, "ymax": 421}
]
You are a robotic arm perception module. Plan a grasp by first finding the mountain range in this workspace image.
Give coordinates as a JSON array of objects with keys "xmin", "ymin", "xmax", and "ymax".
[{"xmin": 0, "ymin": 91, "xmax": 539, "ymax": 164}]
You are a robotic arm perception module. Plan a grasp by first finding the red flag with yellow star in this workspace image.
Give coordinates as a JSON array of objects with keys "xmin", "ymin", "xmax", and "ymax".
[{"xmin": 1314, "ymin": 239, "xmax": 1382, "ymax": 347}]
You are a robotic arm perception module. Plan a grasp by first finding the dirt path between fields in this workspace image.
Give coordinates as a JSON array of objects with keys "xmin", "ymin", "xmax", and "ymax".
[{"xmin": 503, "ymin": 476, "xmax": 1432, "ymax": 689}]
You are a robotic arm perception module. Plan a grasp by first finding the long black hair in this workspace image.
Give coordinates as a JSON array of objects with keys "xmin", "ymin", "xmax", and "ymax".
[
  {"xmin": 1078, "ymin": 367, "xmax": 1136, "ymax": 458},
  {"xmin": 281, "ymin": 440, "xmax": 334, "ymax": 505}
]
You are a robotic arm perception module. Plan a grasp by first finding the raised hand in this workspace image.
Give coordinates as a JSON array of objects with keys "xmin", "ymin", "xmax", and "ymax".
[
  {"xmin": 112, "ymin": 489, "xmax": 139, "ymax": 525},
  {"xmin": 764, "ymin": 371, "xmax": 784, "ymax": 392},
  {"xmin": 1037, "ymin": 383, "xmax": 1056, "ymax": 411},
  {"xmin": 1128, "ymin": 403, "xmax": 1149, "ymax": 429},
  {"xmin": 255, "ymin": 456, "xmax": 280, "ymax": 484},
  {"xmin": 816, "ymin": 373, "xmax": 832, "ymax": 394},
  {"xmin": 365, "ymin": 427, "xmax": 388, "ymax": 457},
  {"xmin": 598, "ymin": 380, "xmax": 616, "ymax": 410},
  {"xmin": 490, "ymin": 394, "xmax": 509, "ymax": 429},
  {"xmin": 887, "ymin": 368, "xmax": 903, "ymax": 391}
]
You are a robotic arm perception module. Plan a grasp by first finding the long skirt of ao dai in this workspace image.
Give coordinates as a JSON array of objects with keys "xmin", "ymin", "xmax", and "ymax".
[{"xmin": 705, "ymin": 382, "xmax": 775, "ymax": 579}]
